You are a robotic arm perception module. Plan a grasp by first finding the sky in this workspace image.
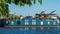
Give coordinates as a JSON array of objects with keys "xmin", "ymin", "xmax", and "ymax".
[{"xmin": 8, "ymin": 0, "xmax": 60, "ymax": 17}]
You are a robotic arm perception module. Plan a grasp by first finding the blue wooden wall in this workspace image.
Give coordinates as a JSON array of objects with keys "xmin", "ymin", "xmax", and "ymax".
[{"xmin": 8, "ymin": 18, "xmax": 59, "ymax": 26}]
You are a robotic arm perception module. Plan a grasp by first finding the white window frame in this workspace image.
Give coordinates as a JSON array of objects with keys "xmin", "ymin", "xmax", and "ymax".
[
  {"xmin": 25, "ymin": 19, "xmax": 29, "ymax": 25},
  {"xmin": 32, "ymin": 20, "xmax": 36, "ymax": 25}
]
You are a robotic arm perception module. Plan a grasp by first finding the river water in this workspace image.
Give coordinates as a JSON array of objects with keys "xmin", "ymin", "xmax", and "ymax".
[{"xmin": 0, "ymin": 27, "xmax": 60, "ymax": 34}]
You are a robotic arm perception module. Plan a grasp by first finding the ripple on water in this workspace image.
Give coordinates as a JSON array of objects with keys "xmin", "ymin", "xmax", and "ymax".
[{"xmin": 0, "ymin": 28, "xmax": 60, "ymax": 34}]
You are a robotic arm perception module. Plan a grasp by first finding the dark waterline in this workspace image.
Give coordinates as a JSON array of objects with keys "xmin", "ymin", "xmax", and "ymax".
[{"xmin": 0, "ymin": 27, "xmax": 60, "ymax": 34}]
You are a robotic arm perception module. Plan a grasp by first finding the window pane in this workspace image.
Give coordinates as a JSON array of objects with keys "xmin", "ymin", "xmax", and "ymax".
[
  {"xmin": 32, "ymin": 20, "xmax": 36, "ymax": 25},
  {"xmin": 41, "ymin": 21, "xmax": 43, "ymax": 25},
  {"xmin": 48, "ymin": 21, "xmax": 50, "ymax": 25},
  {"xmin": 25, "ymin": 20, "xmax": 29, "ymax": 25}
]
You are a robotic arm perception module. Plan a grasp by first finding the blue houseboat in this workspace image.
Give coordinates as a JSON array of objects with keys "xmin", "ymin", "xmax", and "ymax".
[
  {"xmin": 3, "ymin": 13, "xmax": 59, "ymax": 28},
  {"xmin": 0, "ymin": 11, "xmax": 60, "ymax": 28}
]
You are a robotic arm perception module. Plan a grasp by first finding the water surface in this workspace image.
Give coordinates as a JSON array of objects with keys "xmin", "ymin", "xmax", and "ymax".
[{"xmin": 0, "ymin": 27, "xmax": 60, "ymax": 34}]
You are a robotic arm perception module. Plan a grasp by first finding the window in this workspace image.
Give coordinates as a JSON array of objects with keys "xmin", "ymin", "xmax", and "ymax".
[
  {"xmin": 48, "ymin": 21, "xmax": 50, "ymax": 25},
  {"xmin": 53, "ymin": 21, "xmax": 56, "ymax": 25},
  {"xmin": 41, "ymin": 21, "xmax": 43, "ymax": 25},
  {"xmin": 25, "ymin": 19, "xmax": 29, "ymax": 25},
  {"xmin": 32, "ymin": 20, "xmax": 36, "ymax": 25},
  {"xmin": 12, "ymin": 21, "xmax": 14, "ymax": 25}
]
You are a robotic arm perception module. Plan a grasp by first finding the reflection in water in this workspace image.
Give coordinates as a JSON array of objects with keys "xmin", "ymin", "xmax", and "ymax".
[
  {"xmin": 0, "ymin": 28, "xmax": 60, "ymax": 34},
  {"xmin": 41, "ymin": 27, "xmax": 44, "ymax": 30},
  {"xmin": 25, "ymin": 28, "xmax": 29, "ymax": 30},
  {"xmin": 32, "ymin": 28, "xmax": 36, "ymax": 30}
]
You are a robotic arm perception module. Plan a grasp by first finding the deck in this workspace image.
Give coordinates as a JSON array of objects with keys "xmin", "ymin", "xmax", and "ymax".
[{"xmin": 4, "ymin": 25, "xmax": 60, "ymax": 28}]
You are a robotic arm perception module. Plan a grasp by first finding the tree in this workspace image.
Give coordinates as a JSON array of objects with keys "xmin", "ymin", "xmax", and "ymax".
[
  {"xmin": 0, "ymin": 0, "xmax": 9, "ymax": 17},
  {"xmin": 0, "ymin": 0, "xmax": 42, "ymax": 17},
  {"xmin": 6, "ymin": 0, "xmax": 42, "ymax": 6}
]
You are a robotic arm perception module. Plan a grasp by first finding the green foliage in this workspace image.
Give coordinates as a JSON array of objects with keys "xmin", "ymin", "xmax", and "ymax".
[
  {"xmin": 0, "ymin": 0, "xmax": 9, "ymax": 17},
  {"xmin": 0, "ymin": 0, "xmax": 42, "ymax": 17},
  {"xmin": 6, "ymin": 0, "xmax": 42, "ymax": 6},
  {"xmin": 38, "ymin": 0, "xmax": 42, "ymax": 4},
  {"xmin": 57, "ymin": 16, "xmax": 60, "ymax": 19}
]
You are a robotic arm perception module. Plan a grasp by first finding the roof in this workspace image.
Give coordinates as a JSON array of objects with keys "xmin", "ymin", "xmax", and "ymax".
[{"xmin": 36, "ymin": 14, "xmax": 56, "ymax": 15}]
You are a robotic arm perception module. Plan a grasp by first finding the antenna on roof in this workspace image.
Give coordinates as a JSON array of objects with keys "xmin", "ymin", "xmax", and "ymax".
[
  {"xmin": 40, "ymin": 11, "xmax": 45, "ymax": 14},
  {"xmin": 50, "ymin": 10, "xmax": 56, "ymax": 14}
]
